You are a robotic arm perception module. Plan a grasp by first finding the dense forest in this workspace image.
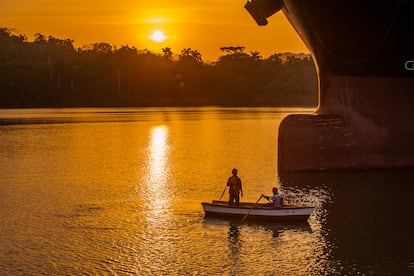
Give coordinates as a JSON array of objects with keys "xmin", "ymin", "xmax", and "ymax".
[{"xmin": 0, "ymin": 27, "xmax": 318, "ymax": 108}]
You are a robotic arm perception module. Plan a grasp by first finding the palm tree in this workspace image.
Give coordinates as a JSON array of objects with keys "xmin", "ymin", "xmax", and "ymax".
[
  {"xmin": 178, "ymin": 48, "xmax": 202, "ymax": 63},
  {"xmin": 161, "ymin": 47, "xmax": 173, "ymax": 60},
  {"xmin": 250, "ymin": 51, "xmax": 262, "ymax": 61}
]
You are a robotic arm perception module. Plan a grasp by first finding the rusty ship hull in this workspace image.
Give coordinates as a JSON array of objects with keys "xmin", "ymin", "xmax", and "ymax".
[{"xmin": 275, "ymin": 0, "xmax": 414, "ymax": 170}]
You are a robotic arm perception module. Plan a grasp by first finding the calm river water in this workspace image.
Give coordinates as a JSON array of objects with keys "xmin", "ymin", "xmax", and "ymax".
[{"xmin": 0, "ymin": 107, "xmax": 413, "ymax": 275}]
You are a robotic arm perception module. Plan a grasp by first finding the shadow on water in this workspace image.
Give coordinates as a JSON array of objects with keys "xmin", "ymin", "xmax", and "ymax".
[
  {"xmin": 203, "ymin": 217, "xmax": 312, "ymax": 242},
  {"xmin": 203, "ymin": 216, "xmax": 314, "ymax": 273},
  {"xmin": 279, "ymin": 169, "xmax": 414, "ymax": 275},
  {"xmin": 203, "ymin": 216, "xmax": 312, "ymax": 241}
]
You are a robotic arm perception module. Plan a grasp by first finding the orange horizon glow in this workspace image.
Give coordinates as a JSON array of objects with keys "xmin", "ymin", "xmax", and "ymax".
[{"xmin": 0, "ymin": 0, "xmax": 309, "ymax": 61}]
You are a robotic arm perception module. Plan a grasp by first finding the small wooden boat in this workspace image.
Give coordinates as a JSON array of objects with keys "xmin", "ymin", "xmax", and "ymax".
[{"xmin": 201, "ymin": 200, "xmax": 314, "ymax": 221}]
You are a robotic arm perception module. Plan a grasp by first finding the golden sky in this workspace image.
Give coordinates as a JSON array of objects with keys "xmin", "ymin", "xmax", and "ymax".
[{"xmin": 0, "ymin": 0, "xmax": 308, "ymax": 62}]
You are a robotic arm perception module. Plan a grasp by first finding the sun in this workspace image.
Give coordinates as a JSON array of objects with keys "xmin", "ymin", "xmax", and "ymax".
[{"xmin": 149, "ymin": 30, "xmax": 167, "ymax": 43}]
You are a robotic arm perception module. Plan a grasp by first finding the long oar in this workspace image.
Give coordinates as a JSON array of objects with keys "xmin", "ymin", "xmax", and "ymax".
[
  {"xmin": 219, "ymin": 186, "xmax": 227, "ymax": 200},
  {"xmin": 239, "ymin": 194, "xmax": 263, "ymax": 224}
]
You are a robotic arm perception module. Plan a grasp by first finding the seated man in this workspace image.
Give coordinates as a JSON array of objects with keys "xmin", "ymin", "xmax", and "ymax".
[{"xmin": 262, "ymin": 187, "xmax": 284, "ymax": 208}]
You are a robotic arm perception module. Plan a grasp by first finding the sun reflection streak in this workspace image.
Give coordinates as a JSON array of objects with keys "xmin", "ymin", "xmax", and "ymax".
[
  {"xmin": 142, "ymin": 125, "xmax": 171, "ymax": 211},
  {"xmin": 149, "ymin": 126, "xmax": 168, "ymax": 182}
]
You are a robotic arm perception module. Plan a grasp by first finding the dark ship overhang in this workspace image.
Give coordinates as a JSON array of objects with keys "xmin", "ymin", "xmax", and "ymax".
[{"xmin": 245, "ymin": 0, "xmax": 414, "ymax": 171}]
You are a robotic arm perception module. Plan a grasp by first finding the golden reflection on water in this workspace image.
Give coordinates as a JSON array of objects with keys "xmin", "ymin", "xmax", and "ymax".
[
  {"xmin": 142, "ymin": 125, "xmax": 171, "ymax": 210},
  {"xmin": 149, "ymin": 126, "xmax": 168, "ymax": 183},
  {"xmin": 139, "ymin": 125, "xmax": 178, "ymax": 269}
]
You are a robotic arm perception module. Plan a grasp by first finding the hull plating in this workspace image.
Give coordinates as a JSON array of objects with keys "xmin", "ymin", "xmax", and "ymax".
[{"xmin": 278, "ymin": 0, "xmax": 414, "ymax": 170}]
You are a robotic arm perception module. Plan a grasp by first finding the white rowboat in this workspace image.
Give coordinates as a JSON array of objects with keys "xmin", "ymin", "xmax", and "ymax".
[{"xmin": 201, "ymin": 200, "xmax": 314, "ymax": 221}]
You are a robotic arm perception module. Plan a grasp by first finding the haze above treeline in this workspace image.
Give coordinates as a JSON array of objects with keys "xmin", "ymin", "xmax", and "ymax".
[{"xmin": 0, "ymin": 27, "xmax": 317, "ymax": 108}]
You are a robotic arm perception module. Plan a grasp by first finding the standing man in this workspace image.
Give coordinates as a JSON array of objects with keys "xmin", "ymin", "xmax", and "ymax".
[{"xmin": 227, "ymin": 168, "xmax": 243, "ymax": 205}]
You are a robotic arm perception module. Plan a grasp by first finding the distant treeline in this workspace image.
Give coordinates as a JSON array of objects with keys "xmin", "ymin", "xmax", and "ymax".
[{"xmin": 0, "ymin": 27, "xmax": 318, "ymax": 108}]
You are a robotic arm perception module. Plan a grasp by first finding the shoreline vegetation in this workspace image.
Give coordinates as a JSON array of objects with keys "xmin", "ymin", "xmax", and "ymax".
[{"xmin": 0, "ymin": 27, "xmax": 317, "ymax": 108}]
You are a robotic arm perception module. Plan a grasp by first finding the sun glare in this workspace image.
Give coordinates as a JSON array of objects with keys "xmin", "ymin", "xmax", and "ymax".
[{"xmin": 149, "ymin": 30, "xmax": 167, "ymax": 43}]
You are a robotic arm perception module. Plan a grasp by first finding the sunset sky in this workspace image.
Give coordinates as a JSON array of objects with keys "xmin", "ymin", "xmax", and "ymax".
[{"xmin": 0, "ymin": 0, "xmax": 308, "ymax": 62}]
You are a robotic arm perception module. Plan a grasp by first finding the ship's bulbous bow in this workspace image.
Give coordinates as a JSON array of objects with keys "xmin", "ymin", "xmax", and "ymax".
[{"xmin": 272, "ymin": 0, "xmax": 414, "ymax": 170}]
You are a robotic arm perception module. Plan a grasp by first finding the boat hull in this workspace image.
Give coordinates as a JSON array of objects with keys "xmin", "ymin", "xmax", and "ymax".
[
  {"xmin": 201, "ymin": 201, "xmax": 314, "ymax": 221},
  {"xmin": 277, "ymin": 0, "xmax": 414, "ymax": 171}
]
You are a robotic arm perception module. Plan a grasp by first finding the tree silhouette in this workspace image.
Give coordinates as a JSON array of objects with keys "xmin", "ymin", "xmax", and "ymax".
[
  {"xmin": 91, "ymin": 42, "xmax": 113, "ymax": 55},
  {"xmin": 0, "ymin": 26, "xmax": 317, "ymax": 108},
  {"xmin": 219, "ymin": 46, "xmax": 245, "ymax": 54},
  {"xmin": 162, "ymin": 47, "xmax": 173, "ymax": 60},
  {"xmin": 250, "ymin": 51, "xmax": 263, "ymax": 61},
  {"xmin": 178, "ymin": 48, "xmax": 202, "ymax": 63}
]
